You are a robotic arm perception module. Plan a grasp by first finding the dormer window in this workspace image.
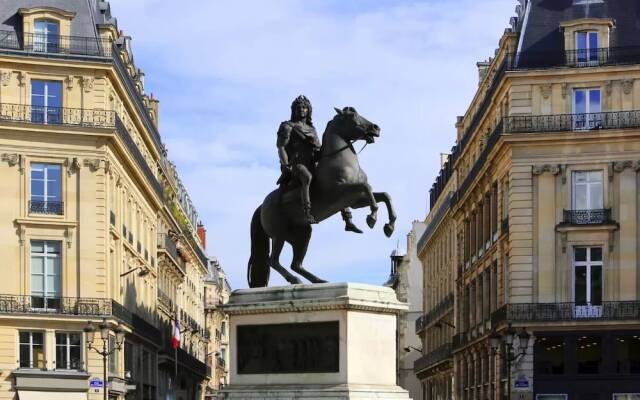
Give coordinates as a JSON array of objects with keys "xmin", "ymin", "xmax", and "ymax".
[
  {"xmin": 576, "ymin": 31, "xmax": 599, "ymax": 65},
  {"xmin": 34, "ymin": 20, "xmax": 60, "ymax": 53}
]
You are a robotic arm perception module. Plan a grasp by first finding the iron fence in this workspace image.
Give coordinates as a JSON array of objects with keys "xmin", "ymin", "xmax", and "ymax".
[
  {"xmin": 0, "ymin": 30, "xmax": 111, "ymax": 57},
  {"xmin": 0, "ymin": 103, "xmax": 115, "ymax": 128},
  {"xmin": 29, "ymin": 200, "xmax": 63, "ymax": 215},
  {"xmin": 504, "ymin": 110, "xmax": 640, "ymax": 134},
  {"xmin": 563, "ymin": 209, "xmax": 612, "ymax": 225},
  {"xmin": 509, "ymin": 46, "xmax": 640, "ymax": 70},
  {"xmin": 157, "ymin": 233, "xmax": 180, "ymax": 262},
  {"xmin": 0, "ymin": 295, "xmax": 111, "ymax": 316},
  {"xmin": 415, "ymin": 294, "xmax": 454, "ymax": 333},
  {"xmin": 492, "ymin": 301, "xmax": 640, "ymax": 325}
]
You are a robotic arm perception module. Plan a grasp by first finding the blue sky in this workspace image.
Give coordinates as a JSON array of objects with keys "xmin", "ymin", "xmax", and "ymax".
[{"xmin": 109, "ymin": 0, "xmax": 517, "ymax": 289}]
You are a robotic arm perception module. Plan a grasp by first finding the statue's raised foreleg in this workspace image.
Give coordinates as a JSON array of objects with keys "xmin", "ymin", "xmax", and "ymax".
[
  {"xmin": 290, "ymin": 225, "xmax": 327, "ymax": 284},
  {"xmin": 270, "ymin": 237, "xmax": 302, "ymax": 284},
  {"xmin": 373, "ymin": 192, "xmax": 396, "ymax": 237}
]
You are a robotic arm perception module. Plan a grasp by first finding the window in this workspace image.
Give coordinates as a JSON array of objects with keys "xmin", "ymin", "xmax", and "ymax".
[
  {"xmin": 572, "ymin": 171, "xmax": 604, "ymax": 211},
  {"xmin": 535, "ymin": 336, "xmax": 565, "ymax": 375},
  {"xmin": 109, "ymin": 335, "xmax": 118, "ymax": 375},
  {"xmin": 573, "ymin": 89, "xmax": 602, "ymax": 130},
  {"xmin": 31, "ymin": 241, "xmax": 61, "ymax": 310},
  {"xmin": 613, "ymin": 395, "xmax": 640, "ymax": 400},
  {"xmin": 615, "ymin": 335, "xmax": 640, "ymax": 374},
  {"xmin": 573, "ymin": 247, "xmax": 603, "ymax": 313},
  {"xmin": 19, "ymin": 331, "xmax": 45, "ymax": 369},
  {"xmin": 55, "ymin": 332, "xmax": 81, "ymax": 370},
  {"xmin": 31, "ymin": 80, "xmax": 62, "ymax": 124},
  {"xmin": 30, "ymin": 163, "xmax": 62, "ymax": 214},
  {"xmin": 577, "ymin": 336, "xmax": 602, "ymax": 374},
  {"xmin": 576, "ymin": 31, "xmax": 599, "ymax": 64},
  {"xmin": 34, "ymin": 20, "xmax": 60, "ymax": 53},
  {"xmin": 221, "ymin": 321, "xmax": 226, "ymax": 336}
]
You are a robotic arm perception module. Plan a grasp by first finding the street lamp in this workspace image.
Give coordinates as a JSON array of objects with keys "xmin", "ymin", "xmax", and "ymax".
[
  {"xmin": 84, "ymin": 319, "xmax": 126, "ymax": 400},
  {"xmin": 489, "ymin": 324, "xmax": 530, "ymax": 400}
]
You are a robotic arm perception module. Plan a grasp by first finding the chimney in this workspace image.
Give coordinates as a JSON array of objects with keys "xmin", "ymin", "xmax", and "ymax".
[
  {"xmin": 197, "ymin": 222, "xmax": 207, "ymax": 249},
  {"xmin": 477, "ymin": 60, "xmax": 491, "ymax": 85},
  {"xmin": 148, "ymin": 93, "xmax": 160, "ymax": 129},
  {"xmin": 456, "ymin": 116, "xmax": 464, "ymax": 142}
]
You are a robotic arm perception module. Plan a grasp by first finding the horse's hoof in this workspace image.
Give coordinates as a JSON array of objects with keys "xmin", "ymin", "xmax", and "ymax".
[
  {"xmin": 288, "ymin": 276, "xmax": 303, "ymax": 285},
  {"xmin": 384, "ymin": 223, "xmax": 394, "ymax": 237},
  {"xmin": 366, "ymin": 215, "xmax": 377, "ymax": 228}
]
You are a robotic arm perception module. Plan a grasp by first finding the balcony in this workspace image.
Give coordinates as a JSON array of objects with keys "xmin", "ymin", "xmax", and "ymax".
[
  {"xmin": 504, "ymin": 110, "xmax": 640, "ymax": 134},
  {"xmin": 491, "ymin": 301, "xmax": 640, "ymax": 325},
  {"xmin": 413, "ymin": 343, "xmax": 453, "ymax": 375},
  {"xmin": 562, "ymin": 209, "xmax": 613, "ymax": 225},
  {"xmin": 415, "ymin": 294, "xmax": 454, "ymax": 333},
  {"xmin": 0, "ymin": 295, "xmax": 111, "ymax": 316},
  {"xmin": 157, "ymin": 289, "xmax": 175, "ymax": 312},
  {"xmin": 110, "ymin": 211, "xmax": 116, "ymax": 226},
  {"xmin": 0, "ymin": 103, "xmax": 115, "ymax": 128},
  {"xmin": 29, "ymin": 200, "xmax": 63, "ymax": 215},
  {"xmin": 509, "ymin": 46, "xmax": 640, "ymax": 71},
  {"xmin": 0, "ymin": 30, "xmax": 111, "ymax": 58}
]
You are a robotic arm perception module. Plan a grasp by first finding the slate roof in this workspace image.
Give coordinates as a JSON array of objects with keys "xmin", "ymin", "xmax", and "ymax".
[
  {"xmin": 0, "ymin": 0, "xmax": 116, "ymax": 38},
  {"xmin": 519, "ymin": 0, "xmax": 640, "ymax": 53}
]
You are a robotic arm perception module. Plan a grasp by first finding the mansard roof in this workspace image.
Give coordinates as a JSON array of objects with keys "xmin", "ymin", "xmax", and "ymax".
[
  {"xmin": 519, "ymin": 0, "xmax": 640, "ymax": 53},
  {"xmin": 0, "ymin": 0, "xmax": 116, "ymax": 37}
]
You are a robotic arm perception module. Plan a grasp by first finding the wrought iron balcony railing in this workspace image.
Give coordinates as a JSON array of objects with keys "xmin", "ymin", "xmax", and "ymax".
[
  {"xmin": 0, "ymin": 30, "xmax": 111, "ymax": 57},
  {"xmin": 501, "ymin": 217, "xmax": 509, "ymax": 234},
  {"xmin": 563, "ymin": 209, "xmax": 613, "ymax": 225},
  {"xmin": 413, "ymin": 343, "xmax": 453, "ymax": 374},
  {"xmin": 491, "ymin": 301, "xmax": 640, "ymax": 325},
  {"xmin": 0, "ymin": 295, "xmax": 111, "ymax": 316},
  {"xmin": 509, "ymin": 46, "xmax": 640, "ymax": 70},
  {"xmin": 110, "ymin": 211, "xmax": 116, "ymax": 226},
  {"xmin": 504, "ymin": 110, "xmax": 640, "ymax": 134},
  {"xmin": 158, "ymin": 233, "xmax": 180, "ymax": 262},
  {"xmin": 157, "ymin": 289, "xmax": 175, "ymax": 312},
  {"xmin": 0, "ymin": 103, "xmax": 115, "ymax": 128},
  {"xmin": 29, "ymin": 200, "xmax": 63, "ymax": 215},
  {"xmin": 415, "ymin": 294, "xmax": 454, "ymax": 333}
]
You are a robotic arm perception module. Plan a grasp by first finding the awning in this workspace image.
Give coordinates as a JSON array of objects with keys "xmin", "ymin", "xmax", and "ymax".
[{"xmin": 18, "ymin": 391, "xmax": 87, "ymax": 400}]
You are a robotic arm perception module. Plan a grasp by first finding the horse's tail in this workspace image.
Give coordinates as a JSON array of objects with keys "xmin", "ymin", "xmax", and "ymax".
[{"xmin": 247, "ymin": 206, "xmax": 270, "ymax": 288}]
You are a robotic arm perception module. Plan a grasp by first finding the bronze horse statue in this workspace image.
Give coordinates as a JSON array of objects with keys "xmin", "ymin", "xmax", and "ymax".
[{"xmin": 247, "ymin": 107, "xmax": 396, "ymax": 287}]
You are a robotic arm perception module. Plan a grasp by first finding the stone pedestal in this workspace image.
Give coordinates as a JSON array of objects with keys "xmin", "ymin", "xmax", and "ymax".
[{"xmin": 219, "ymin": 283, "xmax": 411, "ymax": 400}]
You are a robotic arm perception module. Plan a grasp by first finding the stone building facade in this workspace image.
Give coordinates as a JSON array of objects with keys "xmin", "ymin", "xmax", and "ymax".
[
  {"xmin": 0, "ymin": 1, "xmax": 210, "ymax": 399},
  {"xmin": 416, "ymin": 1, "xmax": 640, "ymax": 399},
  {"xmin": 204, "ymin": 258, "xmax": 231, "ymax": 399}
]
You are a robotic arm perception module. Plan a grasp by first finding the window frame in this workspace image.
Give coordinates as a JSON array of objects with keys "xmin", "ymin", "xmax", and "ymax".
[
  {"xmin": 19, "ymin": 331, "xmax": 45, "ymax": 369},
  {"xmin": 31, "ymin": 80, "xmax": 63, "ymax": 124},
  {"xmin": 575, "ymin": 30, "xmax": 600, "ymax": 64},
  {"xmin": 30, "ymin": 240, "xmax": 62, "ymax": 310},
  {"xmin": 30, "ymin": 162, "xmax": 63, "ymax": 214},
  {"xmin": 573, "ymin": 246, "xmax": 604, "ymax": 311},
  {"xmin": 33, "ymin": 19, "xmax": 60, "ymax": 53},
  {"xmin": 55, "ymin": 331, "xmax": 82, "ymax": 370},
  {"xmin": 571, "ymin": 170, "xmax": 604, "ymax": 211},
  {"xmin": 572, "ymin": 88, "xmax": 602, "ymax": 130}
]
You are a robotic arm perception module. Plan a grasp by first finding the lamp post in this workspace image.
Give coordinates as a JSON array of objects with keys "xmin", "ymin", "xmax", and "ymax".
[
  {"xmin": 489, "ymin": 324, "xmax": 530, "ymax": 400},
  {"xmin": 84, "ymin": 319, "xmax": 126, "ymax": 400}
]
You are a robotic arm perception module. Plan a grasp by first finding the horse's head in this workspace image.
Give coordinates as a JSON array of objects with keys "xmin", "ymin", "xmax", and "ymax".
[{"xmin": 332, "ymin": 107, "xmax": 380, "ymax": 144}]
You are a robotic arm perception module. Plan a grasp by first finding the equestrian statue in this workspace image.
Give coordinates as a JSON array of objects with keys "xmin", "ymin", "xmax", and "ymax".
[{"xmin": 247, "ymin": 96, "xmax": 396, "ymax": 287}]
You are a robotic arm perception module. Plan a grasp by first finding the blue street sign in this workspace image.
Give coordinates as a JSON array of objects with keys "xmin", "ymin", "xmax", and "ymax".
[
  {"xmin": 89, "ymin": 378, "xmax": 104, "ymax": 388},
  {"xmin": 514, "ymin": 376, "xmax": 529, "ymax": 389}
]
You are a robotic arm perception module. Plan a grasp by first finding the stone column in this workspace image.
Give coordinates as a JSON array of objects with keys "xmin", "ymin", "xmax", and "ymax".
[{"xmin": 618, "ymin": 167, "xmax": 637, "ymax": 300}]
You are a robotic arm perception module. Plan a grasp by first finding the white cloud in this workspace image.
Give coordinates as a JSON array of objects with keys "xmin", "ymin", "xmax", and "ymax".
[{"xmin": 109, "ymin": 0, "xmax": 517, "ymax": 289}]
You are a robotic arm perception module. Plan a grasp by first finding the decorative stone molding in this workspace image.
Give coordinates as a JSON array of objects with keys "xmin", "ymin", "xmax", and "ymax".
[
  {"xmin": 608, "ymin": 163, "xmax": 614, "ymax": 182},
  {"xmin": 609, "ymin": 231, "xmax": 615, "ymax": 253},
  {"xmin": 560, "ymin": 164, "xmax": 568, "ymax": 184},
  {"xmin": 561, "ymin": 83, "xmax": 568, "ymax": 99},
  {"xmin": 540, "ymin": 84, "xmax": 552, "ymax": 99},
  {"xmin": 64, "ymin": 76, "xmax": 74, "ymax": 90},
  {"xmin": 81, "ymin": 77, "xmax": 95, "ymax": 93},
  {"xmin": 622, "ymin": 79, "xmax": 634, "ymax": 95},
  {"xmin": 612, "ymin": 160, "xmax": 640, "ymax": 172},
  {"xmin": 532, "ymin": 164, "xmax": 560, "ymax": 176},
  {"xmin": 1, "ymin": 153, "xmax": 20, "ymax": 167},
  {"xmin": 16, "ymin": 72, "xmax": 26, "ymax": 87},
  {"xmin": 83, "ymin": 158, "xmax": 103, "ymax": 172},
  {"xmin": 65, "ymin": 157, "xmax": 81, "ymax": 176},
  {"xmin": 0, "ymin": 70, "xmax": 10, "ymax": 87},
  {"xmin": 605, "ymin": 80, "xmax": 613, "ymax": 96},
  {"xmin": 560, "ymin": 232, "xmax": 567, "ymax": 253},
  {"xmin": 64, "ymin": 227, "xmax": 73, "ymax": 249}
]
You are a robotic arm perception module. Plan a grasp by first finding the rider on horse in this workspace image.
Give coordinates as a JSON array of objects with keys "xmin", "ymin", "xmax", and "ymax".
[{"xmin": 276, "ymin": 96, "xmax": 362, "ymax": 232}]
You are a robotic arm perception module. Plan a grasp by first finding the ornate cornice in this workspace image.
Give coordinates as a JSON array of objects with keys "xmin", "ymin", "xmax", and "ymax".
[{"xmin": 612, "ymin": 160, "xmax": 640, "ymax": 172}]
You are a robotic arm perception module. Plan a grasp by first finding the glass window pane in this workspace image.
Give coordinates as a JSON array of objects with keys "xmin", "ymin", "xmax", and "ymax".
[
  {"xmin": 589, "ymin": 32, "xmax": 598, "ymax": 49},
  {"xmin": 31, "ymin": 179, "xmax": 44, "ymax": 200},
  {"xmin": 574, "ymin": 184, "xmax": 587, "ymax": 209},
  {"xmin": 589, "ymin": 90, "xmax": 601, "ymax": 113},
  {"xmin": 615, "ymin": 335, "xmax": 640, "ymax": 374},
  {"xmin": 574, "ymin": 90, "xmax": 586, "ymax": 114},
  {"xmin": 590, "ymin": 266, "xmax": 602, "ymax": 305},
  {"xmin": 590, "ymin": 247, "xmax": 603, "ymax": 262},
  {"xmin": 31, "ymin": 275, "xmax": 44, "ymax": 294},
  {"xmin": 46, "ymin": 241, "xmax": 60, "ymax": 254},
  {"xmin": 70, "ymin": 343, "xmax": 81, "ymax": 369},
  {"xmin": 32, "ymin": 332, "xmax": 44, "ymax": 345},
  {"xmin": 33, "ymin": 344, "xmax": 45, "ymax": 369},
  {"xmin": 19, "ymin": 332, "xmax": 30, "ymax": 344},
  {"xmin": 575, "ymin": 266, "xmax": 587, "ymax": 305},
  {"xmin": 31, "ymin": 81, "xmax": 45, "ymax": 96},
  {"xmin": 31, "ymin": 164, "xmax": 44, "ymax": 179},
  {"xmin": 31, "ymin": 241, "xmax": 44, "ymax": 254},
  {"xmin": 69, "ymin": 333, "xmax": 81, "ymax": 346},
  {"xmin": 535, "ymin": 336, "xmax": 566, "ymax": 375},
  {"xmin": 19, "ymin": 344, "xmax": 30, "ymax": 368},
  {"xmin": 46, "ymin": 22, "xmax": 59, "ymax": 36},
  {"xmin": 31, "ymin": 257, "xmax": 44, "ymax": 275},
  {"xmin": 577, "ymin": 32, "xmax": 587, "ymax": 50},
  {"xmin": 589, "ymin": 171, "xmax": 602, "ymax": 183},
  {"xmin": 575, "ymin": 248, "xmax": 587, "ymax": 262},
  {"xmin": 56, "ymin": 341, "xmax": 67, "ymax": 369},
  {"xmin": 47, "ymin": 82, "xmax": 62, "ymax": 108},
  {"xmin": 34, "ymin": 21, "xmax": 47, "ymax": 34},
  {"xmin": 589, "ymin": 182, "xmax": 603, "ymax": 209},
  {"xmin": 577, "ymin": 336, "xmax": 601, "ymax": 374}
]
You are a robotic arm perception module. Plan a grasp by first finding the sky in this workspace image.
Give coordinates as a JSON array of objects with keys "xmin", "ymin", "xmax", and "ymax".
[{"xmin": 109, "ymin": 0, "xmax": 517, "ymax": 289}]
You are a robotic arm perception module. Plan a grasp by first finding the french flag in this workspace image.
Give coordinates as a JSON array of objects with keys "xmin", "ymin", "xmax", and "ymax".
[{"xmin": 172, "ymin": 318, "xmax": 181, "ymax": 349}]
